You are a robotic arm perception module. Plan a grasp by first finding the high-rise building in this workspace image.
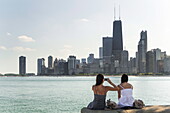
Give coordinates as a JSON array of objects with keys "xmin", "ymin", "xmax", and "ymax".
[
  {"xmin": 99, "ymin": 47, "xmax": 103, "ymax": 58},
  {"xmin": 58, "ymin": 59, "xmax": 67, "ymax": 75},
  {"xmin": 76, "ymin": 59, "xmax": 80, "ymax": 68},
  {"xmin": 19, "ymin": 56, "xmax": 26, "ymax": 75},
  {"xmin": 103, "ymin": 37, "xmax": 112, "ymax": 64},
  {"xmin": 153, "ymin": 48, "xmax": 162, "ymax": 73},
  {"xmin": 138, "ymin": 31, "xmax": 147, "ymax": 73},
  {"xmin": 129, "ymin": 57, "xmax": 137, "ymax": 74},
  {"xmin": 103, "ymin": 37, "xmax": 112, "ymax": 58},
  {"xmin": 120, "ymin": 50, "xmax": 129, "ymax": 68},
  {"xmin": 68, "ymin": 55, "xmax": 76, "ymax": 75},
  {"xmin": 48, "ymin": 56, "xmax": 53, "ymax": 69},
  {"xmin": 164, "ymin": 56, "xmax": 170, "ymax": 73},
  {"xmin": 37, "ymin": 58, "xmax": 43, "ymax": 75},
  {"xmin": 41, "ymin": 58, "xmax": 46, "ymax": 75},
  {"xmin": 146, "ymin": 50, "xmax": 155, "ymax": 73},
  {"xmin": 119, "ymin": 50, "xmax": 129, "ymax": 73},
  {"xmin": 54, "ymin": 58, "xmax": 58, "ymax": 75},
  {"xmin": 161, "ymin": 51, "xmax": 167, "ymax": 60},
  {"xmin": 64, "ymin": 62, "xmax": 68, "ymax": 75},
  {"xmin": 89, "ymin": 58, "xmax": 103, "ymax": 73},
  {"xmin": 87, "ymin": 54, "xmax": 94, "ymax": 64},
  {"xmin": 37, "ymin": 58, "xmax": 46, "ymax": 75},
  {"xmin": 81, "ymin": 58, "xmax": 86, "ymax": 64},
  {"xmin": 47, "ymin": 56, "xmax": 54, "ymax": 75},
  {"xmin": 112, "ymin": 20, "xmax": 123, "ymax": 62},
  {"xmin": 136, "ymin": 52, "xmax": 139, "ymax": 72},
  {"xmin": 157, "ymin": 60, "xmax": 164, "ymax": 73},
  {"xmin": 146, "ymin": 49, "xmax": 163, "ymax": 74}
]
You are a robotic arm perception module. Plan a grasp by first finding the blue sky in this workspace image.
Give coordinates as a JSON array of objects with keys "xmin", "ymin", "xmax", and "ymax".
[{"xmin": 0, "ymin": 0, "xmax": 170, "ymax": 74}]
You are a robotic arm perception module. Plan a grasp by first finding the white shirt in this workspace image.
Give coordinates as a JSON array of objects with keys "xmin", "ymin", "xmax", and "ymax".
[{"xmin": 118, "ymin": 85, "xmax": 135, "ymax": 107}]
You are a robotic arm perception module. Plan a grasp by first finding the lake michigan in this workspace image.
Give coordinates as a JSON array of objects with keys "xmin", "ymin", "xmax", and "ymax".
[{"xmin": 0, "ymin": 76, "xmax": 170, "ymax": 113}]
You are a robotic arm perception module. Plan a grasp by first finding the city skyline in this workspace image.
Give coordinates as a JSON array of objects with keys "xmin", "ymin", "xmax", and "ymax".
[
  {"xmin": 1, "ymin": 0, "xmax": 170, "ymax": 74},
  {"xmin": 11, "ymin": 18, "xmax": 170, "ymax": 75}
]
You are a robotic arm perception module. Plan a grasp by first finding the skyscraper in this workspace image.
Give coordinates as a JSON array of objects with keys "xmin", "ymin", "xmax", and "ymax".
[
  {"xmin": 129, "ymin": 57, "xmax": 137, "ymax": 74},
  {"xmin": 37, "ymin": 58, "xmax": 46, "ymax": 75},
  {"xmin": 53, "ymin": 58, "xmax": 58, "ymax": 75},
  {"xmin": 164, "ymin": 56, "xmax": 170, "ymax": 73},
  {"xmin": 58, "ymin": 59, "xmax": 67, "ymax": 75},
  {"xmin": 120, "ymin": 50, "xmax": 129, "ymax": 68},
  {"xmin": 153, "ymin": 48, "xmax": 161, "ymax": 73},
  {"xmin": 37, "ymin": 58, "xmax": 45, "ymax": 75},
  {"xmin": 68, "ymin": 55, "xmax": 76, "ymax": 75},
  {"xmin": 102, "ymin": 37, "xmax": 112, "ymax": 74},
  {"xmin": 81, "ymin": 58, "xmax": 86, "ymax": 64},
  {"xmin": 19, "ymin": 56, "xmax": 26, "ymax": 75},
  {"xmin": 146, "ymin": 48, "xmax": 165, "ymax": 74},
  {"xmin": 112, "ymin": 20, "xmax": 123, "ymax": 62},
  {"xmin": 48, "ymin": 56, "xmax": 53, "ymax": 69},
  {"xmin": 87, "ymin": 54, "xmax": 94, "ymax": 64},
  {"xmin": 76, "ymin": 59, "xmax": 80, "ymax": 68},
  {"xmin": 99, "ymin": 47, "xmax": 103, "ymax": 59},
  {"xmin": 119, "ymin": 50, "xmax": 129, "ymax": 73},
  {"xmin": 37, "ymin": 58, "xmax": 43, "ymax": 75},
  {"xmin": 146, "ymin": 50, "xmax": 155, "ymax": 73},
  {"xmin": 103, "ymin": 37, "xmax": 112, "ymax": 58},
  {"xmin": 138, "ymin": 31, "xmax": 147, "ymax": 73},
  {"xmin": 102, "ymin": 10, "xmax": 124, "ymax": 74}
]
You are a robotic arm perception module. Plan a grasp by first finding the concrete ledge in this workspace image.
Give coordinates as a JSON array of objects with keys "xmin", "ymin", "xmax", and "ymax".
[{"xmin": 81, "ymin": 105, "xmax": 170, "ymax": 113}]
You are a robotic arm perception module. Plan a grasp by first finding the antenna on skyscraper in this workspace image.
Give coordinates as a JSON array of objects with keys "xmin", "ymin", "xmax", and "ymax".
[
  {"xmin": 119, "ymin": 5, "xmax": 121, "ymax": 20},
  {"xmin": 114, "ymin": 4, "xmax": 116, "ymax": 20}
]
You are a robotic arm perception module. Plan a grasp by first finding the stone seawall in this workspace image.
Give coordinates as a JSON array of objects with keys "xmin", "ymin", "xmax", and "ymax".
[{"xmin": 81, "ymin": 105, "xmax": 170, "ymax": 113}]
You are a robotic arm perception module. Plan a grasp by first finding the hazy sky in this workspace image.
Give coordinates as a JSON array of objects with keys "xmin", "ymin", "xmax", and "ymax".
[{"xmin": 0, "ymin": 0, "xmax": 170, "ymax": 74}]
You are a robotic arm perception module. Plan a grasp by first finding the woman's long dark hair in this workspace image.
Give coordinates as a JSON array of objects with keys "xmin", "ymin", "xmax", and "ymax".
[
  {"xmin": 95, "ymin": 74, "xmax": 104, "ymax": 86},
  {"xmin": 121, "ymin": 74, "xmax": 128, "ymax": 83}
]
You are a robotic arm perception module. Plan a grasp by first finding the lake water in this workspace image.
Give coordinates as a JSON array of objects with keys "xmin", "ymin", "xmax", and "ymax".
[{"xmin": 0, "ymin": 76, "xmax": 170, "ymax": 113}]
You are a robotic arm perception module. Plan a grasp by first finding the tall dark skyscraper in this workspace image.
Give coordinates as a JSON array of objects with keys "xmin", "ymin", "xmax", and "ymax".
[
  {"xmin": 102, "ymin": 37, "xmax": 112, "ymax": 64},
  {"xmin": 103, "ymin": 37, "xmax": 112, "ymax": 58},
  {"xmin": 112, "ymin": 20, "xmax": 123, "ymax": 62},
  {"xmin": 19, "ymin": 56, "xmax": 26, "ymax": 75},
  {"xmin": 101, "ymin": 9, "xmax": 124, "ymax": 74}
]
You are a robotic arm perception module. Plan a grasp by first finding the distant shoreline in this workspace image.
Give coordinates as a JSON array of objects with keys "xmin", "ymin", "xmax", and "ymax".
[{"xmin": 0, "ymin": 74, "xmax": 170, "ymax": 77}]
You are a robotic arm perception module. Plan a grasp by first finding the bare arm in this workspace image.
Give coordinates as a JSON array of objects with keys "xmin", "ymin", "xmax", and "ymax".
[
  {"xmin": 107, "ymin": 78, "xmax": 117, "ymax": 88},
  {"xmin": 105, "ymin": 86, "xmax": 119, "ymax": 92},
  {"xmin": 131, "ymin": 84, "xmax": 133, "ymax": 89},
  {"xmin": 117, "ymin": 85, "xmax": 121, "ymax": 99},
  {"xmin": 105, "ymin": 78, "xmax": 119, "ymax": 92},
  {"xmin": 92, "ymin": 85, "xmax": 95, "ymax": 91}
]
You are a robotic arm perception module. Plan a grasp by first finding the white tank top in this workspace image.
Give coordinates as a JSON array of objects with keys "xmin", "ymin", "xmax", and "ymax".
[{"xmin": 118, "ymin": 85, "xmax": 135, "ymax": 107}]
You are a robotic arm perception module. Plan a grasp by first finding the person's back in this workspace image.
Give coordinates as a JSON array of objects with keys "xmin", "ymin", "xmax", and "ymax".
[
  {"xmin": 90, "ymin": 85, "xmax": 106, "ymax": 110},
  {"xmin": 118, "ymin": 74, "xmax": 135, "ymax": 107},
  {"xmin": 87, "ymin": 74, "xmax": 119, "ymax": 110}
]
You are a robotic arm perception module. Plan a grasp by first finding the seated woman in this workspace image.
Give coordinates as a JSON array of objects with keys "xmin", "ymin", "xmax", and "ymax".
[
  {"xmin": 118, "ymin": 74, "xmax": 135, "ymax": 108},
  {"xmin": 87, "ymin": 74, "xmax": 119, "ymax": 110}
]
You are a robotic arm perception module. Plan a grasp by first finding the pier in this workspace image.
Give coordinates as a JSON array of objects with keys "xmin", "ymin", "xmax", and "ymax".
[{"xmin": 81, "ymin": 105, "xmax": 170, "ymax": 113}]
